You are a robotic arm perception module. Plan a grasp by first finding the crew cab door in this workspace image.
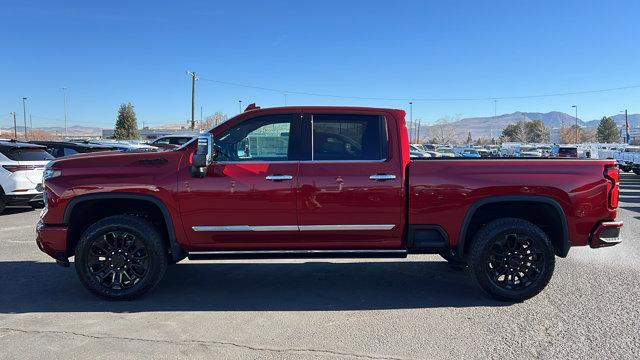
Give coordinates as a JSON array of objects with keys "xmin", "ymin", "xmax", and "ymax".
[
  {"xmin": 296, "ymin": 112, "xmax": 405, "ymax": 249},
  {"xmin": 177, "ymin": 113, "xmax": 303, "ymax": 249}
]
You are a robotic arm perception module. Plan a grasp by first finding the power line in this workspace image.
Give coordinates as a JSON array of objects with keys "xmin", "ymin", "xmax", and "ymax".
[{"xmin": 198, "ymin": 76, "xmax": 640, "ymax": 102}]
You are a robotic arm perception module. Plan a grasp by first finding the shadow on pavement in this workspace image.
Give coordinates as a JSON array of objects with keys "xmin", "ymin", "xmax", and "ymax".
[
  {"xmin": 0, "ymin": 260, "xmax": 505, "ymax": 313},
  {"xmin": 1, "ymin": 207, "xmax": 35, "ymax": 215}
]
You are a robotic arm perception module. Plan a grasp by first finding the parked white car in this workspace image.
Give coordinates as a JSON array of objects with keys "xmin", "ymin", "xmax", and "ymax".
[{"xmin": 0, "ymin": 140, "xmax": 53, "ymax": 213}]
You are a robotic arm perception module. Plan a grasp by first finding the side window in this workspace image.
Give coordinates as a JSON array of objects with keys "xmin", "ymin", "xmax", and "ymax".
[
  {"xmin": 312, "ymin": 114, "xmax": 387, "ymax": 161},
  {"xmin": 153, "ymin": 137, "xmax": 170, "ymax": 145},
  {"xmin": 216, "ymin": 115, "xmax": 291, "ymax": 162},
  {"xmin": 63, "ymin": 148, "xmax": 78, "ymax": 156},
  {"xmin": 170, "ymin": 137, "xmax": 191, "ymax": 145}
]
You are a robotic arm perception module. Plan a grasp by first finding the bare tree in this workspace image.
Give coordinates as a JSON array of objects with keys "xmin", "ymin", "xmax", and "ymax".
[
  {"xmin": 430, "ymin": 117, "xmax": 459, "ymax": 145},
  {"xmin": 201, "ymin": 112, "xmax": 229, "ymax": 130}
]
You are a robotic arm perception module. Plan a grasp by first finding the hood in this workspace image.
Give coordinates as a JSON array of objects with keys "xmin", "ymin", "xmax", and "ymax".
[{"xmin": 49, "ymin": 148, "xmax": 185, "ymax": 173}]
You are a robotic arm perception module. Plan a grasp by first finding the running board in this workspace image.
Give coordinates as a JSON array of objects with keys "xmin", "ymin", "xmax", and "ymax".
[{"xmin": 187, "ymin": 249, "xmax": 408, "ymax": 260}]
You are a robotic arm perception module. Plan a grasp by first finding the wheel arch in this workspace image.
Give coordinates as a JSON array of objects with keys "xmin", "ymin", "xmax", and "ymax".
[
  {"xmin": 456, "ymin": 195, "xmax": 570, "ymax": 259},
  {"xmin": 64, "ymin": 193, "xmax": 185, "ymax": 262}
]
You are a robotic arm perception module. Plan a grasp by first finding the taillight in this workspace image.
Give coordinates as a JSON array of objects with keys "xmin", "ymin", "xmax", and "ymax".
[
  {"xmin": 604, "ymin": 164, "xmax": 619, "ymax": 209},
  {"xmin": 2, "ymin": 165, "xmax": 43, "ymax": 172}
]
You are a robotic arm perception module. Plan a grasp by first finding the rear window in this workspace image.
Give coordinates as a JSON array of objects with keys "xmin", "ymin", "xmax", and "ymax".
[
  {"xmin": 559, "ymin": 148, "xmax": 578, "ymax": 155},
  {"xmin": 1, "ymin": 147, "xmax": 54, "ymax": 161},
  {"xmin": 312, "ymin": 114, "xmax": 388, "ymax": 161}
]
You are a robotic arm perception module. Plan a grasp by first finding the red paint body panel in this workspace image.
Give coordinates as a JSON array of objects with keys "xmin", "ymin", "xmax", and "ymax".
[
  {"xmin": 36, "ymin": 106, "xmax": 621, "ymax": 260},
  {"xmin": 408, "ymin": 159, "xmax": 618, "ymax": 248}
]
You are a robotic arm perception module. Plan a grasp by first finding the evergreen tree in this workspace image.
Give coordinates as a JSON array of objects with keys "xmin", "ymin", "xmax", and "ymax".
[
  {"xmin": 466, "ymin": 131, "xmax": 472, "ymax": 144},
  {"xmin": 596, "ymin": 116, "xmax": 619, "ymax": 143},
  {"xmin": 113, "ymin": 102, "xmax": 140, "ymax": 140}
]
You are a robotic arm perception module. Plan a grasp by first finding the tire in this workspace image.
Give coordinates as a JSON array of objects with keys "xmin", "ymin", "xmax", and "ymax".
[
  {"xmin": 468, "ymin": 218, "xmax": 555, "ymax": 302},
  {"xmin": 0, "ymin": 196, "xmax": 5, "ymax": 215},
  {"xmin": 75, "ymin": 215, "xmax": 168, "ymax": 300}
]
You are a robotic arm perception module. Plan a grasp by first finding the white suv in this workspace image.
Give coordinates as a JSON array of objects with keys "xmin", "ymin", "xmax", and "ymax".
[{"xmin": 0, "ymin": 140, "xmax": 54, "ymax": 213}]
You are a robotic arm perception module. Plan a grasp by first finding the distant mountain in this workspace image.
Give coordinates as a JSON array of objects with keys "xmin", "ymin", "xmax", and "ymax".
[
  {"xmin": 412, "ymin": 111, "xmax": 639, "ymax": 142},
  {"xmin": 584, "ymin": 114, "xmax": 640, "ymax": 128}
]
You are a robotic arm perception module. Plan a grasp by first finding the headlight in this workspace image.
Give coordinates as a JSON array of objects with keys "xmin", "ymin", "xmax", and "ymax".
[{"xmin": 43, "ymin": 169, "xmax": 61, "ymax": 181}]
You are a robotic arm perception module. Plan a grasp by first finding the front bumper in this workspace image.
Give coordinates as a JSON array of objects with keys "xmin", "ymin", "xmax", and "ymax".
[
  {"xmin": 590, "ymin": 221, "xmax": 623, "ymax": 248},
  {"xmin": 36, "ymin": 220, "xmax": 69, "ymax": 263},
  {"xmin": 5, "ymin": 193, "xmax": 43, "ymax": 206}
]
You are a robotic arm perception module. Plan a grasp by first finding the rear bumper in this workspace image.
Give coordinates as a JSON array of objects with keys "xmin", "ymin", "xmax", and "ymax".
[
  {"xmin": 590, "ymin": 221, "xmax": 623, "ymax": 248},
  {"xmin": 36, "ymin": 220, "xmax": 69, "ymax": 262}
]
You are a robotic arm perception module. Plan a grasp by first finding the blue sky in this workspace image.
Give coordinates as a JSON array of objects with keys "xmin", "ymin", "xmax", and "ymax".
[{"xmin": 1, "ymin": 0, "xmax": 639, "ymax": 129}]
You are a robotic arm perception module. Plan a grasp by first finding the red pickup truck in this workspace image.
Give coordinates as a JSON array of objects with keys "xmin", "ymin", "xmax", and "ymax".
[{"xmin": 36, "ymin": 106, "xmax": 622, "ymax": 301}]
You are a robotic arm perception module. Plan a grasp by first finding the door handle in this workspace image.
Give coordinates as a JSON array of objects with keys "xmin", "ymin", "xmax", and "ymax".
[
  {"xmin": 369, "ymin": 174, "xmax": 396, "ymax": 181},
  {"xmin": 265, "ymin": 174, "xmax": 293, "ymax": 181}
]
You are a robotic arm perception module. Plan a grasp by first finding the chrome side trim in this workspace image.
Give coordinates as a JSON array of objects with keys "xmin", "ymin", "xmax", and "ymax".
[
  {"xmin": 369, "ymin": 174, "xmax": 396, "ymax": 180},
  {"xmin": 192, "ymin": 224, "xmax": 395, "ymax": 232},
  {"xmin": 298, "ymin": 224, "xmax": 395, "ymax": 231},
  {"xmin": 265, "ymin": 175, "xmax": 293, "ymax": 181},
  {"xmin": 192, "ymin": 225, "xmax": 299, "ymax": 232}
]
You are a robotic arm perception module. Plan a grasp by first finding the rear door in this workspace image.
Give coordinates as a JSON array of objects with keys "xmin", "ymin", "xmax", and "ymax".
[{"xmin": 296, "ymin": 111, "xmax": 405, "ymax": 249}]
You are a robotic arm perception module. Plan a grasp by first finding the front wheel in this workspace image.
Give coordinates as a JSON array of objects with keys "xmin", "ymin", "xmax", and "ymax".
[
  {"xmin": 468, "ymin": 218, "xmax": 555, "ymax": 302},
  {"xmin": 75, "ymin": 215, "xmax": 168, "ymax": 300}
]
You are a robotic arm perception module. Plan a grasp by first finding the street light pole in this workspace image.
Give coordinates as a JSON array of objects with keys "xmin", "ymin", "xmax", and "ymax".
[
  {"xmin": 572, "ymin": 105, "xmax": 578, "ymax": 144},
  {"xmin": 239, "ymin": 100, "xmax": 243, "ymax": 114},
  {"xmin": 62, "ymin": 87, "xmax": 68, "ymax": 136},
  {"xmin": 283, "ymin": 94, "xmax": 288, "ymax": 106},
  {"xmin": 21, "ymin": 97, "xmax": 27, "ymax": 140}
]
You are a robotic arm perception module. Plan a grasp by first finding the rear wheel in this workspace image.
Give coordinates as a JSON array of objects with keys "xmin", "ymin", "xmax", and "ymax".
[
  {"xmin": 75, "ymin": 215, "xmax": 168, "ymax": 300},
  {"xmin": 468, "ymin": 218, "xmax": 555, "ymax": 302}
]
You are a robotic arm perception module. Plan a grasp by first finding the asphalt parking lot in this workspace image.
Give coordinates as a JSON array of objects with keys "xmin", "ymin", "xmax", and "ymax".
[{"xmin": 1, "ymin": 174, "xmax": 639, "ymax": 359}]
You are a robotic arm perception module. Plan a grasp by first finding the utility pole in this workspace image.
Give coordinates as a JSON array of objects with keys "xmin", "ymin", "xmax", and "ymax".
[
  {"xmin": 30, "ymin": 114, "xmax": 33, "ymax": 134},
  {"xmin": 11, "ymin": 112, "xmax": 17, "ymax": 139},
  {"xmin": 200, "ymin": 106, "xmax": 203, "ymax": 130},
  {"xmin": 572, "ymin": 105, "xmax": 578, "ymax": 144},
  {"xmin": 416, "ymin": 120, "xmax": 421, "ymax": 143},
  {"xmin": 186, "ymin": 71, "xmax": 198, "ymax": 130},
  {"xmin": 62, "ymin": 87, "xmax": 68, "ymax": 136},
  {"xmin": 409, "ymin": 102, "xmax": 413, "ymax": 142},
  {"xmin": 21, "ymin": 97, "xmax": 27, "ymax": 140}
]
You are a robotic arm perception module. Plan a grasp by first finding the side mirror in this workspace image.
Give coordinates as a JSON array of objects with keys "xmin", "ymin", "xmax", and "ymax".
[{"xmin": 191, "ymin": 133, "xmax": 214, "ymax": 178}]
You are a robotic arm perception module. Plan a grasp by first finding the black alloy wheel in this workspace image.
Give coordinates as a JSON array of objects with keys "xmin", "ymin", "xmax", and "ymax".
[
  {"xmin": 485, "ymin": 232, "xmax": 544, "ymax": 291},
  {"xmin": 86, "ymin": 231, "xmax": 150, "ymax": 290}
]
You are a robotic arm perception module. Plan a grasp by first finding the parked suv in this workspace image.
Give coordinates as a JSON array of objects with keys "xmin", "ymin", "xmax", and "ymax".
[
  {"xmin": 30, "ymin": 141, "xmax": 114, "ymax": 158},
  {"xmin": 0, "ymin": 140, "xmax": 54, "ymax": 213}
]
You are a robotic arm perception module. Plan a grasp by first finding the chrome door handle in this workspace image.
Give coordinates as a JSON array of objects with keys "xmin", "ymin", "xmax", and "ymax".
[
  {"xmin": 265, "ymin": 174, "xmax": 293, "ymax": 181},
  {"xmin": 369, "ymin": 174, "xmax": 396, "ymax": 181}
]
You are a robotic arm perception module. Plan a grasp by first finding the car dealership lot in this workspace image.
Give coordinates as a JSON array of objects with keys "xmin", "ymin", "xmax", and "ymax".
[{"xmin": 1, "ymin": 175, "xmax": 639, "ymax": 359}]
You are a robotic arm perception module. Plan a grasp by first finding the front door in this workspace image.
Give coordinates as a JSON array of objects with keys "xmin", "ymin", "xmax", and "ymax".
[
  {"xmin": 296, "ymin": 112, "xmax": 405, "ymax": 249},
  {"xmin": 177, "ymin": 113, "xmax": 302, "ymax": 249}
]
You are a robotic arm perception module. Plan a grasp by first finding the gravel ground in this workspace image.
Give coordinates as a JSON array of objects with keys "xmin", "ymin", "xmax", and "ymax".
[{"xmin": 0, "ymin": 173, "xmax": 638, "ymax": 359}]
